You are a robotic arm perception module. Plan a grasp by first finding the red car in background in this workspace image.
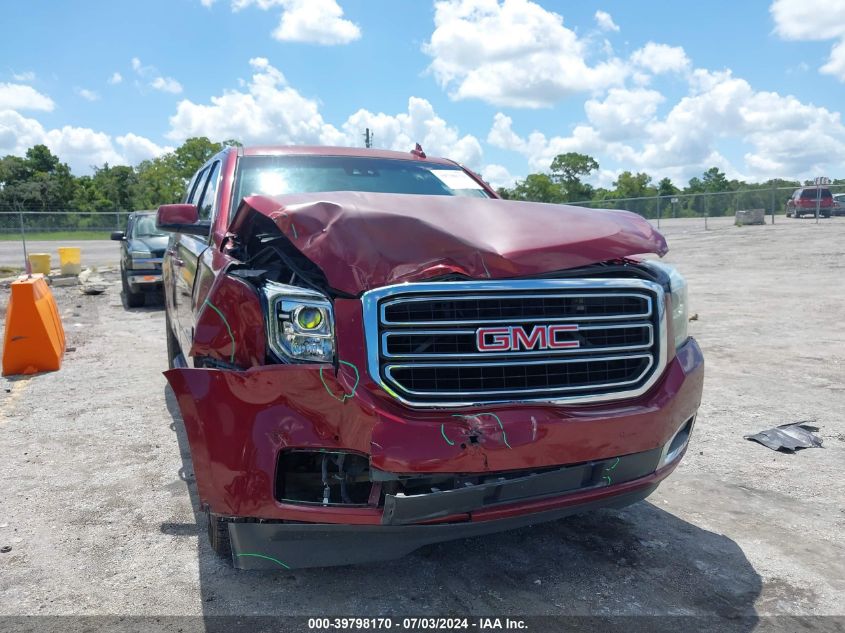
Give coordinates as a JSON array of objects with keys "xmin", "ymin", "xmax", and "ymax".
[
  {"xmin": 157, "ymin": 145, "xmax": 704, "ymax": 569},
  {"xmin": 786, "ymin": 187, "xmax": 834, "ymax": 218}
]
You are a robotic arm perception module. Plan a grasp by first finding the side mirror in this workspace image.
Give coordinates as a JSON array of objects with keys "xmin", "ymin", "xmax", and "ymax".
[
  {"xmin": 156, "ymin": 204, "xmax": 210, "ymax": 237},
  {"xmin": 110, "ymin": 231, "xmax": 125, "ymax": 241}
]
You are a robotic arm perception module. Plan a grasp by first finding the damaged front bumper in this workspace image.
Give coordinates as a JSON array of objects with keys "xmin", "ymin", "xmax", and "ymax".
[
  {"xmin": 229, "ymin": 477, "xmax": 663, "ymax": 570},
  {"xmin": 165, "ymin": 338, "xmax": 703, "ymax": 569}
]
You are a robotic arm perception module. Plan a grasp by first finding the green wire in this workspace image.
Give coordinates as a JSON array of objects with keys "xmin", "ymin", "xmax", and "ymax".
[
  {"xmin": 440, "ymin": 423, "xmax": 455, "ymax": 446},
  {"xmin": 602, "ymin": 457, "xmax": 621, "ymax": 485},
  {"xmin": 319, "ymin": 360, "xmax": 360, "ymax": 402},
  {"xmin": 204, "ymin": 299, "xmax": 235, "ymax": 364},
  {"xmin": 485, "ymin": 412, "xmax": 512, "ymax": 450},
  {"xmin": 235, "ymin": 552, "xmax": 291, "ymax": 569}
]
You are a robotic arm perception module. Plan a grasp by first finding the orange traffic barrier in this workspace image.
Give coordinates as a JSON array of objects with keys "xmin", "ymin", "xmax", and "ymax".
[{"xmin": 2, "ymin": 275, "xmax": 66, "ymax": 376}]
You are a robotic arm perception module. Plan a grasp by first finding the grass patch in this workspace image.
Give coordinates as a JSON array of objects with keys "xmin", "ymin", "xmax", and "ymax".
[{"xmin": 0, "ymin": 231, "xmax": 112, "ymax": 241}]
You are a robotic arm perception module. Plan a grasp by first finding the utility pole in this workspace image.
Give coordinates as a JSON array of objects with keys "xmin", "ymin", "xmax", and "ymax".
[
  {"xmin": 363, "ymin": 128, "xmax": 373, "ymax": 149},
  {"xmin": 15, "ymin": 200, "xmax": 31, "ymax": 276}
]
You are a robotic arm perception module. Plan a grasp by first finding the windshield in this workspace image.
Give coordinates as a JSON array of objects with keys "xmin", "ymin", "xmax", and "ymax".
[
  {"xmin": 130, "ymin": 215, "xmax": 165, "ymax": 238},
  {"xmin": 233, "ymin": 155, "xmax": 491, "ymax": 209},
  {"xmin": 800, "ymin": 188, "xmax": 831, "ymax": 199}
]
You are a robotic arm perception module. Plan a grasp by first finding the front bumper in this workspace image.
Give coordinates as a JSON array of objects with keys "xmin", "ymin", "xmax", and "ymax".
[
  {"xmin": 165, "ymin": 338, "xmax": 703, "ymax": 566},
  {"xmin": 229, "ymin": 477, "xmax": 663, "ymax": 569},
  {"xmin": 127, "ymin": 271, "xmax": 162, "ymax": 288}
]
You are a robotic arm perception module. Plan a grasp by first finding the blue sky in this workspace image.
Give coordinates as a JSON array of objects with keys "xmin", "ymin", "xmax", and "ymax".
[{"xmin": 2, "ymin": 0, "xmax": 844, "ymax": 188}]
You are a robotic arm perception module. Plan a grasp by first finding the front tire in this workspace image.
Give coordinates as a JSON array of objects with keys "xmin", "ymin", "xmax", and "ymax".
[
  {"xmin": 121, "ymin": 271, "xmax": 145, "ymax": 308},
  {"xmin": 165, "ymin": 311, "xmax": 180, "ymax": 369}
]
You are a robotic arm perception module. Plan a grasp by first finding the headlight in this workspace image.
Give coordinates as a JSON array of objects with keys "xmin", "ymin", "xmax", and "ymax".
[
  {"xmin": 128, "ymin": 250, "xmax": 152, "ymax": 269},
  {"xmin": 642, "ymin": 260, "xmax": 688, "ymax": 349},
  {"xmin": 263, "ymin": 281, "xmax": 335, "ymax": 363}
]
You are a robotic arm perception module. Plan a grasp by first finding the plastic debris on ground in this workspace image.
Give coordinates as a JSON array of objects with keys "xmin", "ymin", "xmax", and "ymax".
[{"xmin": 744, "ymin": 421, "xmax": 823, "ymax": 453}]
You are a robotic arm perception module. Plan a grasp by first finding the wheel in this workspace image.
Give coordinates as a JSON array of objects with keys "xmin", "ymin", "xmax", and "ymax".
[
  {"xmin": 207, "ymin": 512, "xmax": 233, "ymax": 563},
  {"xmin": 121, "ymin": 271, "xmax": 145, "ymax": 308},
  {"xmin": 165, "ymin": 311, "xmax": 180, "ymax": 369}
]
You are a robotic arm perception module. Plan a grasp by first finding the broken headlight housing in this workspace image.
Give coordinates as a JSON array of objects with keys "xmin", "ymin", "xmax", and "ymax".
[
  {"xmin": 263, "ymin": 281, "xmax": 335, "ymax": 363},
  {"xmin": 642, "ymin": 260, "xmax": 688, "ymax": 349}
]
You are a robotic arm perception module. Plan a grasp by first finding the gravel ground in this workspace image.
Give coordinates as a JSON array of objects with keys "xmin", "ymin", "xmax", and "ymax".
[{"xmin": 0, "ymin": 216, "xmax": 843, "ymax": 631}]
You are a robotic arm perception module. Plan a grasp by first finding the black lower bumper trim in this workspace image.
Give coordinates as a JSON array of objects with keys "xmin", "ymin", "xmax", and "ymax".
[
  {"xmin": 228, "ymin": 483, "xmax": 659, "ymax": 570},
  {"xmin": 382, "ymin": 448, "xmax": 662, "ymax": 526}
]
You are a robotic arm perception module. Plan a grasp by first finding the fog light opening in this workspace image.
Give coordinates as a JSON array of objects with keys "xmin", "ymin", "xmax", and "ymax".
[
  {"xmin": 660, "ymin": 416, "xmax": 695, "ymax": 468},
  {"xmin": 276, "ymin": 450, "xmax": 371, "ymax": 506}
]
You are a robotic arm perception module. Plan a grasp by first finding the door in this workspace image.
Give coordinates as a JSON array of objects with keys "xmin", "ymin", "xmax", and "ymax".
[{"xmin": 173, "ymin": 162, "xmax": 220, "ymax": 360}]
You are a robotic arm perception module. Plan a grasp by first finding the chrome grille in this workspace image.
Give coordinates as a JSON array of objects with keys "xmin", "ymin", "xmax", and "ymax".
[{"xmin": 362, "ymin": 280, "xmax": 667, "ymax": 408}]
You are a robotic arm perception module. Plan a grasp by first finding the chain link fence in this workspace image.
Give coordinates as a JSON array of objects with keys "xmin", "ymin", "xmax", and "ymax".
[
  {"xmin": 0, "ymin": 211, "xmax": 133, "ymax": 238},
  {"xmin": 568, "ymin": 184, "xmax": 845, "ymax": 226},
  {"xmin": 2, "ymin": 184, "xmax": 844, "ymax": 237}
]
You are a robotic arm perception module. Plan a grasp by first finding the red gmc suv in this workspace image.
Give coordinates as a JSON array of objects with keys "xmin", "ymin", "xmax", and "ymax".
[{"xmin": 158, "ymin": 145, "xmax": 704, "ymax": 569}]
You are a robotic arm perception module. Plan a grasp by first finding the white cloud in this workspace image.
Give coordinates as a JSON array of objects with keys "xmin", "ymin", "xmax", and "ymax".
[
  {"xmin": 0, "ymin": 109, "xmax": 168, "ymax": 173},
  {"xmin": 488, "ymin": 67, "xmax": 845, "ymax": 183},
  {"xmin": 584, "ymin": 88, "xmax": 665, "ymax": 141},
  {"xmin": 76, "ymin": 88, "xmax": 100, "ymax": 102},
  {"xmin": 131, "ymin": 57, "xmax": 184, "ymax": 94},
  {"xmin": 12, "ymin": 71, "xmax": 36, "ymax": 82},
  {"xmin": 480, "ymin": 163, "xmax": 517, "ymax": 189},
  {"xmin": 594, "ymin": 10, "xmax": 619, "ymax": 32},
  {"xmin": 0, "ymin": 110, "xmax": 46, "ymax": 155},
  {"xmin": 771, "ymin": 0, "xmax": 845, "ymax": 81},
  {"xmin": 109, "ymin": 72, "xmax": 123, "ymax": 85},
  {"xmin": 487, "ymin": 112, "xmax": 528, "ymax": 153},
  {"xmin": 488, "ymin": 112, "xmax": 635, "ymax": 173},
  {"xmin": 150, "ymin": 76, "xmax": 183, "ymax": 94},
  {"xmin": 116, "ymin": 133, "xmax": 173, "ymax": 165},
  {"xmin": 341, "ymin": 97, "xmax": 483, "ymax": 167},
  {"xmin": 228, "ymin": 0, "xmax": 361, "ymax": 45},
  {"xmin": 168, "ymin": 57, "xmax": 343, "ymax": 145},
  {"xmin": 630, "ymin": 42, "xmax": 690, "ymax": 75},
  {"xmin": 167, "ymin": 57, "xmax": 484, "ymax": 167},
  {"xmin": 822, "ymin": 40, "xmax": 845, "ymax": 79},
  {"xmin": 0, "ymin": 83, "xmax": 55, "ymax": 111},
  {"xmin": 424, "ymin": 0, "xmax": 628, "ymax": 108}
]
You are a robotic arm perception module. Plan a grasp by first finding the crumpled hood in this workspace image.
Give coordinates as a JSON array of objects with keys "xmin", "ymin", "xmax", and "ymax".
[{"xmin": 232, "ymin": 191, "xmax": 668, "ymax": 295}]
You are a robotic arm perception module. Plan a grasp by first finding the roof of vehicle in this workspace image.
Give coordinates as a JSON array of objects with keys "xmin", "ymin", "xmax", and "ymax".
[{"xmin": 239, "ymin": 145, "xmax": 459, "ymax": 166}]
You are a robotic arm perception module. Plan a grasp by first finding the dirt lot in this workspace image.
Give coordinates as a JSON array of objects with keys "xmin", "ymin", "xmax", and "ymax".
[{"xmin": 0, "ymin": 216, "xmax": 843, "ymax": 631}]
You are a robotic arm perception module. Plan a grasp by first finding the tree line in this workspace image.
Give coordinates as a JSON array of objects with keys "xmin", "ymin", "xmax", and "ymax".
[
  {"xmin": 1, "ymin": 142, "xmax": 841, "ymax": 222},
  {"xmin": 496, "ymin": 152, "xmax": 843, "ymax": 218},
  {"xmin": 0, "ymin": 137, "xmax": 235, "ymax": 214}
]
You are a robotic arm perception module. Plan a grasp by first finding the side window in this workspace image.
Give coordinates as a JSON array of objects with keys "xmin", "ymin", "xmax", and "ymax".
[
  {"xmin": 197, "ymin": 161, "xmax": 221, "ymax": 221},
  {"xmin": 186, "ymin": 168, "xmax": 208, "ymax": 205}
]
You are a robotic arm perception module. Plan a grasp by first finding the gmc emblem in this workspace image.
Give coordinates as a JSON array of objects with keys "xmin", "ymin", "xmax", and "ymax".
[{"xmin": 476, "ymin": 324, "xmax": 580, "ymax": 352}]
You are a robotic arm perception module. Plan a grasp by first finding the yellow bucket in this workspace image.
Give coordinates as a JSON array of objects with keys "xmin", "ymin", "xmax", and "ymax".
[
  {"xmin": 58, "ymin": 247, "xmax": 82, "ymax": 276},
  {"xmin": 28, "ymin": 253, "xmax": 51, "ymax": 275}
]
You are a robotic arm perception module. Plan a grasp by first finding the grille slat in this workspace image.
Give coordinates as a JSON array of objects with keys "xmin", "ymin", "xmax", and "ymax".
[
  {"xmin": 363, "ymin": 280, "xmax": 666, "ymax": 408},
  {"xmin": 382, "ymin": 323, "xmax": 653, "ymax": 358},
  {"xmin": 381, "ymin": 293, "xmax": 651, "ymax": 325}
]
